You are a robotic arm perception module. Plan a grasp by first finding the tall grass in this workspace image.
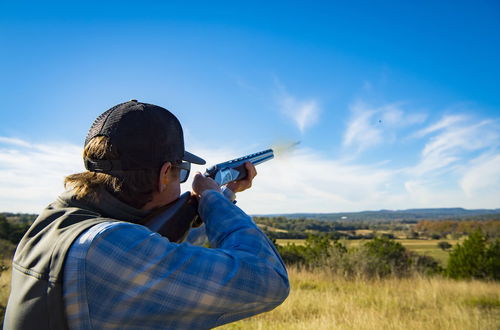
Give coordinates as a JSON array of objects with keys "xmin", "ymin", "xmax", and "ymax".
[
  {"xmin": 0, "ymin": 258, "xmax": 11, "ymax": 325},
  {"xmin": 217, "ymin": 267, "xmax": 500, "ymax": 330},
  {"xmin": 0, "ymin": 240, "xmax": 15, "ymax": 325},
  {"xmin": 1, "ymin": 261, "xmax": 499, "ymax": 329}
]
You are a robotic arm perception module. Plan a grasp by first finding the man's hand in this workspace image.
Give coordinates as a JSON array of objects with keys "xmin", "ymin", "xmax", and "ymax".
[
  {"xmin": 226, "ymin": 162, "xmax": 257, "ymax": 193},
  {"xmin": 192, "ymin": 162, "xmax": 257, "ymax": 199},
  {"xmin": 192, "ymin": 172, "xmax": 222, "ymax": 198}
]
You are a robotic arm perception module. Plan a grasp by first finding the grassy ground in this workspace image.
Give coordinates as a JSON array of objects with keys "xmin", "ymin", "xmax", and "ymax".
[
  {"xmin": 2, "ymin": 258, "xmax": 499, "ymax": 329},
  {"xmin": 276, "ymin": 239, "xmax": 457, "ymax": 265},
  {"xmin": 217, "ymin": 267, "xmax": 500, "ymax": 330},
  {"xmin": 0, "ymin": 258, "xmax": 11, "ymax": 325}
]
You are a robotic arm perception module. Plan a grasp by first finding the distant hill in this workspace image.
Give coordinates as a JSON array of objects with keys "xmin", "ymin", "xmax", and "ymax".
[
  {"xmin": 257, "ymin": 208, "xmax": 500, "ymax": 222},
  {"xmin": 3, "ymin": 208, "xmax": 500, "ymax": 225}
]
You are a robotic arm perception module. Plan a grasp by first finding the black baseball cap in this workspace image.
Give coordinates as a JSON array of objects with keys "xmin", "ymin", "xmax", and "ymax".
[{"xmin": 84, "ymin": 100, "xmax": 205, "ymax": 173}]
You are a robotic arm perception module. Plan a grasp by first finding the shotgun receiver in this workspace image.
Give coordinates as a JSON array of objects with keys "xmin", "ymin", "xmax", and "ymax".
[
  {"xmin": 205, "ymin": 149, "xmax": 274, "ymax": 185},
  {"xmin": 144, "ymin": 148, "xmax": 274, "ymax": 242}
]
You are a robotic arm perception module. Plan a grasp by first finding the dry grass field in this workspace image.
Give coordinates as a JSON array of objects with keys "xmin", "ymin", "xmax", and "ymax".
[
  {"xmin": 218, "ymin": 267, "xmax": 500, "ymax": 330},
  {"xmin": 0, "ymin": 271, "xmax": 8, "ymax": 309},
  {"xmin": 1, "ymin": 258, "xmax": 500, "ymax": 329},
  {"xmin": 0, "ymin": 258, "xmax": 11, "ymax": 324}
]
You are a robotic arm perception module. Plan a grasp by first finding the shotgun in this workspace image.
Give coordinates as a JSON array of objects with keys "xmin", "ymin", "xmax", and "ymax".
[{"xmin": 144, "ymin": 149, "xmax": 274, "ymax": 242}]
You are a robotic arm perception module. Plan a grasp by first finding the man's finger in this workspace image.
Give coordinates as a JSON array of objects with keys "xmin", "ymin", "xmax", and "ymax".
[{"xmin": 245, "ymin": 162, "xmax": 257, "ymax": 179}]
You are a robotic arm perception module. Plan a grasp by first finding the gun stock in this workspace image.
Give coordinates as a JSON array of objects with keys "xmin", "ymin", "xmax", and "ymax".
[{"xmin": 143, "ymin": 192, "xmax": 202, "ymax": 243}]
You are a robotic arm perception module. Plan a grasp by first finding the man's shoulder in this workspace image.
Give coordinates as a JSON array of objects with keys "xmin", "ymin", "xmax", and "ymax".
[{"xmin": 72, "ymin": 221, "xmax": 155, "ymax": 248}]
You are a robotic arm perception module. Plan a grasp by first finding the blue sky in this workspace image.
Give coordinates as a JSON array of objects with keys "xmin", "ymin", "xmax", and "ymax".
[{"xmin": 1, "ymin": 1, "xmax": 499, "ymax": 213}]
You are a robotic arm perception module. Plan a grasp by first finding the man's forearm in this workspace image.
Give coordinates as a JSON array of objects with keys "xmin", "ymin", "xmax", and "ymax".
[{"xmin": 199, "ymin": 190, "xmax": 287, "ymax": 273}]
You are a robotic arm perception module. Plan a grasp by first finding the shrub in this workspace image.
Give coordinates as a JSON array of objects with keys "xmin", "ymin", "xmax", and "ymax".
[
  {"xmin": 437, "ymin": 241, "xmax": 452, "ymax": 251},
  {"xmin": 407, "ymin": 231, "xmax": 419, "ymax": 239},
  {"xmin": 358, "ymin": 237, "xmax": 410, "ymax": 277},
  {"xmin": 277, "ymin": 243, "xmax": 308, "ymax": 265},
  {"xmin": 409, "ymin": 253, "xmax": 442, "ymax": 276},
  {"xmin": 276, "ymin": 235, "xmax": 441, "ymax": 279},
  {"xmin": 447, "ymin": 230, "xmax": 499, "ymax": 280},
  {"xmin": 276, "ymin": 234, "xmax": 338, "ymax": 267}
]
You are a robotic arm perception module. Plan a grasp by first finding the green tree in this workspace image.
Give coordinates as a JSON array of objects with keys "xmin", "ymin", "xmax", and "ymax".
[
  {"xmin": 485, "ymin": 239, "xmax": 500, "ymax": 280},
  {"xmin": 275, "ymin": 235, "xmax": 347, "ymax": 267},
  {"xmin": 0, "ymin": 215, "xmax": 11, "ymax": 240},
  {"xmin": 0, "ymin": 215, "xmax": 30, "ymax": 245},
  {"xmin": 447, "ymin": 230, "xmax": 499, "ymax": 280}
]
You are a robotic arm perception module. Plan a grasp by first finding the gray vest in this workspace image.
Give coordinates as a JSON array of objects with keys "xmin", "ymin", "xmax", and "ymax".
[{"xmin": 3, "ymin": 190, "xmax": 147, "ymax": 330}]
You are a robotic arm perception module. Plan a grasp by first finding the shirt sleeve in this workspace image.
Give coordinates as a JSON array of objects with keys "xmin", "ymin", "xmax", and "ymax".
[
  {"xmin": 184, "ymin": 224, "xmax": 208, "ymax": 246},
  {"xmin": 65, "ymin": 190, "xmax": 289, "ymax": 329},
  {"xmin": 184, "ymin": 187, "xmax": 236, "ymax": 246},
  {"xmin": 198, "ymin": 190, "xmax": 289, "ymax": 325}
]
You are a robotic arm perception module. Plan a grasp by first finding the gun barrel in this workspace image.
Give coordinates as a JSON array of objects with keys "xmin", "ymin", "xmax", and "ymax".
[
  {"xmin": 222, "ymin": 149, "xmax": 273, "ymax": 168},
  {"xmin": 249, "ymin": 152, "xmax": 274, "ymax": 166},
  {"xmin": 205, "ymin": 148, "xmax": 274, "ymax": 185}
]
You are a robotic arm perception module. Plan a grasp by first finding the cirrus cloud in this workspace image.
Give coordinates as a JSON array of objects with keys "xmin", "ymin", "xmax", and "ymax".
[
  {"xmin": 274, "ymin": 80, "xmax": 320, "ymax": 134},
  {"xmin": 343, "ymin": 101, "xmax": 427, "ymax": 153}
]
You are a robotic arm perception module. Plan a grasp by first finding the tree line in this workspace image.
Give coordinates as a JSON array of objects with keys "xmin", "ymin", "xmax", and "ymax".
[
  {"xmin": 0, "ymin": 215, "xmax": 31, "ymax": 246},
  {"xmin": 255, "ymin": 215, "xmax": 500, "ymax": 240},
  {"xmin": 415, "ymin": 219, "xmax": 499, "ymax": 239}
]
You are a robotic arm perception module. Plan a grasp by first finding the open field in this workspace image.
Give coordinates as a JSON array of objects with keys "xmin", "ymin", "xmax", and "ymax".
[
  {"xmin": 276, "ymin": 239, "xmax": 458, "ymax": 265},
  {"xmin": 218, "ymin": 267, "xmax": 500, "ymax": 330},
  {"xmin": 276, "ymin": 239, "xmax": 308, "ymax": 246}
]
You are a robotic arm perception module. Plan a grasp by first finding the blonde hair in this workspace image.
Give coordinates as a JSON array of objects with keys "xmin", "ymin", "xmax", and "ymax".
[{"xmin": 64, "ymin": 136, "xmax": 159, "ymax": 209}]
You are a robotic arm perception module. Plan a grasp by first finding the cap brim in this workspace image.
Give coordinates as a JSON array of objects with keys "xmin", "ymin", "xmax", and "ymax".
[{"xmin": 183, "ymin": 151, "xmax": 206, "ymax": 165}]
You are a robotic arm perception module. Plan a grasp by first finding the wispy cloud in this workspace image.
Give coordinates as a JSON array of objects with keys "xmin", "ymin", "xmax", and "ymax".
[
  {"xmin": 0, "ymin": 137, "xmax": 32, "ymax": 148},
  {"xmin": 343, "ymin": 103, "xmax": 381, "ymax": 152},
  {"xmin": 413, "ymin": 115, "xmax": 465, "ymax": 138},
  {"xmin": 275, "ymin": 81, "xmax": 320, "ymax": 134},
  {"xmin": 460, "ymin": 153, "xmax": 500, "ymax": 198},
  {"xmin": 410, "ymin": 115, "xmax": 499, "ymax": 176},
  {"xmin": 343, "ymin": 101, "xmax": 427, "ymax": 152},
  {"xmin": 0, "ymin": 137, "xmax": 83, "ymax": 212}
]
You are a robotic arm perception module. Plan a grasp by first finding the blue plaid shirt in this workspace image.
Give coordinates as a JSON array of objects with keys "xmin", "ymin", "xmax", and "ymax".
[{"xmin": 63, "ymin": 190, "xmax": 289, "ymax": 329}]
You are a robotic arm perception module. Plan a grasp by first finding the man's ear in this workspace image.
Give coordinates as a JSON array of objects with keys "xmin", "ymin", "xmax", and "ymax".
[{"xmin": 158, "ymin": 162, "xmax": 172, "ymax": 193}]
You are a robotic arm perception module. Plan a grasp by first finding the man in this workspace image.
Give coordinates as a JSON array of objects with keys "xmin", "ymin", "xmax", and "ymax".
[{"xmin": 4, "ymin": 100, "xmax": 289, "ymax": 329}]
